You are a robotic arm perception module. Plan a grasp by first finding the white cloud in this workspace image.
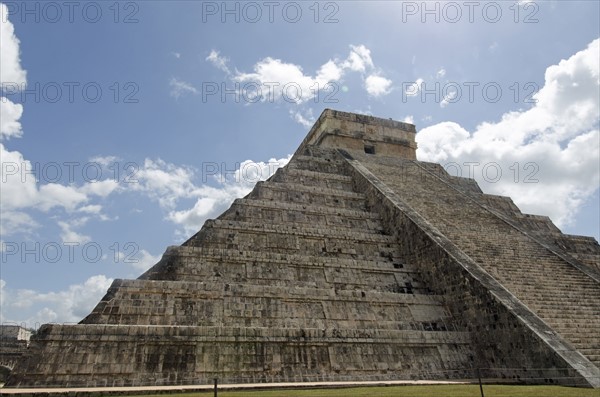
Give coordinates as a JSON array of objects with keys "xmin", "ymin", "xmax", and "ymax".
[
  {"xmin": 130, "ymin": 155, "xmax": 291, "ymax": 236},
  {"xmin": 115, "ymin": 249, "xmax": 161, "ymax": 272},
  {"xmin": 37, "ymin": 183, "xmax": 89, "ymax": 212},
  {"xmin": 290, "ymin": 108, "xmax": 315, "ymax": 128},
  {"xmin": 88, "ymin": 155, "xmax": 119, "ymax": 167},
  {"xmin": 1, "ymin": 143, "xmax": 39, "ymax": 211},
  {"xmin": 417, "ymin": 38, "xmax": 600, "ymax": 228},
  {"xmin": 0, "ymin": 99, "xmax": 24, "ymax": 139},
  {"xmin": 233, "ymin": 57, "xmax": 324, "ymax": 104},
  {"xmin": 405, "ymin": 78, "xmax": 424, "ymax": 97},
  {"xmin": 341, "ymin": 44, "xmax": 374, "ymax": 72},
  {"xmin": 171, "ymin": 155, "xmax": 290, "ymax": 236},
  {"xmin": 365, "ymin": 74, "xmax": 393, "ymax": 97},
  {"xmin": 169, "ymin": 77, "xmax": 198, "ymax": 99},
  {"xmin": 0, "ymin": 3, "xmax": 27, "ymax": 87},
  {"xmin": 168, "ymin": 197, "xmax": 219, "ymax": 235},
  {"xmin": 316, "ymin": 60, "xmax": 343, "ymax": 82},
  {"xmin": 57, "ymin": 219, "xmax": 91, "ymax": 244},
  {"xmin": 0, "ymin": 13, "xmax": 119, "ymax": 238},
  {"xmin": 206, "ymin": 50, "xmax": 230, "ymax": 74},
  {"xmin": 0, "ymin": 210, "xmax": 38, "ymax": 237},
  {"xmin": 210, "ymin": 44, "xmax": 385, "ymax": 103},
  {"xmin": 1, "ymin": 145, "xmax": 119, "ymax": 236},
  {"xmin": 0, "ymin": 275, "xmax": 113, "ymax": 326},
  {"xmin": 440, "ymin": 90, "xmax": 458, "ymax": 108},
  {"xmin": 436, "ymin": 68, "xmax": 446, "ymax": 79},
  {"xmin": 78, "ymin": 204, "xmax": 102, "ymax": 214},
  {"xmin": 131, "ymin": 158, "xmax": 197, "ymax": 209},
  {"xmin": 79, "ymin": 179, "xmax": 119, "ymax": 198},
  {"xmin": 402, "ymin": 115, "xmax": 415, "ymax": 124}
]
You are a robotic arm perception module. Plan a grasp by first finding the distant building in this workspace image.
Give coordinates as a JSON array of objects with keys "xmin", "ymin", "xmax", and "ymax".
[
  {"xmin": 0, "ymin": 325, "xmax": 32, "ymax": 377},
  {"xmin": 1, "ymin": 325, "xmax": 32, "ymax": 343}
]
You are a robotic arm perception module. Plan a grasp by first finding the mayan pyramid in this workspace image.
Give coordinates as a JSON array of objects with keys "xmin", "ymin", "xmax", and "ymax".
[{"xmin": 7, "ymin": 109, "xmax": 600, "ymax": 388}]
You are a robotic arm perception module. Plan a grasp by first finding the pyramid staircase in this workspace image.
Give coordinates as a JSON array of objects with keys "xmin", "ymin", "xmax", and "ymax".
[{"xmin": 349, "ymin": 153, "xmax": 600, "ymax": 369}]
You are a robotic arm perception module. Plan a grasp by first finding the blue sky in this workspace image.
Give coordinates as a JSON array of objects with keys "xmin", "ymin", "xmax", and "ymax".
[{"xmin": 1, "ymin": 1, "xmax": 599, "ymax": 328}]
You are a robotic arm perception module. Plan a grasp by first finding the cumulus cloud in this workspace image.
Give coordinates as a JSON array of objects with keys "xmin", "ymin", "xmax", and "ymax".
[
  {"xmin": 0, "ymin": 210, "xmax": 38, "ymax": 237},
  {"xmin": 78, "ymin": 179, "xmax": 119, "ymax": 198},
  {"xmin": 58, "ymin": 219, "xmax": 91, "ymax": 244},
  {"xmin": 402, "ymin": 115, "xmax": 415, "ymax": 124},
  {"xmin": 210, "ymin": 44, "xmax": 391, "ymax": 105},
  {"xmin": 130, "ymin": 155, "xmax": 291, "ymax": 236},
  {"xmin": 0, "ymin": 275, "xmax": 113, "ymax": 326},
  {"xmin": 417, "ymin": 38, "xmax": 600, "ymax": 228},
  {"xmin": 290, "ymin": 108, "xmax": 315, "ymax": 128},
  {"xmin": 341, "ymin": 44, "xmax": 374, "ymax": 72},
  {"xmin": 0, "ymin": 3, "xmax": 26, "ymax": 141},
  {"xmin": 1, "ymin": 143, "xmax": 117, "ymax": 236},
  {"xmin": 88, "ymin": 155, "xmax": 120, "ymax": 167},
  {"xmin": 0, "ymin": 3, "xmax": 27, "ymax": 88},
  {"xmin": 365, "ymin": 74, "xmax": 393, "ymax": 97},
  {"xmin": 0, "ymin": 12, "xmax": 119, "ymax": 239},
  {"xmin": 0, "ymin": 99, "xmax": 24, "ymax": 139},
  {"xmin": 131, "ymin": 158, "xmax": 197, "ymax": 209}
]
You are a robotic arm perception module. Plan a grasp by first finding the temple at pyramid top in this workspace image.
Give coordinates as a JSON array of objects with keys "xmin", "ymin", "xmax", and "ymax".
[{"xmin": 297, "ymin": 109, "xmax": 417, "ymax": 158}]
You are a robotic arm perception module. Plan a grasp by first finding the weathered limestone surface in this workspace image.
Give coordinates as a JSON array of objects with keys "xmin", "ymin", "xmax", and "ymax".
[{"xmin": 7, "ymin": 109, "xmax": 600, "ymax": 388}]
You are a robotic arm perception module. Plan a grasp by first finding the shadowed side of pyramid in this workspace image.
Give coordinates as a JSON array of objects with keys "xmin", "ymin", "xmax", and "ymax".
[{"xmin": 7, "ymin": 109, "xmax": 600, "ymax": 388}]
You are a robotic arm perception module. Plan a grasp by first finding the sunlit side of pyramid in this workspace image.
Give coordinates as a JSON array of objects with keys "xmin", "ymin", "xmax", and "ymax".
[{"xmin": 8, "ymin": 109, "xmax": 600, "ymax": 388}]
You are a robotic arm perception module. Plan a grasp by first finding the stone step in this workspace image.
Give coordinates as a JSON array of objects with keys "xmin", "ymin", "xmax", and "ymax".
[
  {"xmin": 109, "ymin": 279, "xmax": 447, "ymax": 304},
  {"xmin": 217, "ymin": 198, "xmax": 383, "ymax": 231},
  {"xmin": 32, "ymin": 323, "xmax": 474, "ymax": 348},
  {"xmin": 250, "ymin": 181, "xmax": 367, "ymax": 211},
  {"xmin": 525, "ymin": 300, "xmax": 600, "ymax": 309},
  {"xmin": 144, "ymin": 258, "xmax": 430, "ymax": 293},
  {"xmin": 9, "ymin": 324, "xmax": 470, "ymax": 387},
  {"xmin": 165, "ymin": 246, "xmax": 417, "ymax": 272},
  {"xmin": 278, "ymin": 166, "xmax": 354, "ymax": 183},
  {"xmin": 523, "ymin": 293, "xmax": 600, "ymax": 302},
  {"xmin": 184, "ymin": 235, "xmax": 401, "ymax": 260},
  {"xmin": 496, "ymin": 268, "xmax": 598, "ymax": 281},
  {"xmin": 233, "ymin": 198, "xmax": 380, "ymax": 218},
  {"xmin": 562, "ymin": 339, "xmax": 600, "ymax": 348},
  {"xmin": 204, "ymin": 219, "xmax": 394, "ymax": 242},
  {"xmin": 554, "ymin": 339, "xmax": 600, "ymax": 350},
  {"xmin": 503, "ymin": 281, "xmax": 600, "ymax": 291},
  {"xmin": 542, "ymin": 310, "xmax": 600, "ymax": 318},
  {"xmin": 184, "ymin": 214, "xmax": 400, "ymax": 258},
  {"xmin": 82, "ymin": 279, "xmax": 451, "ymax": 327},
  {"xmin": 551, "ymin": 322, "xmax": 600, "ymax": 331},
  {"xmin": 506, "ymin": 280, "xmax": 600, "ymax": 290},
  {"xmin": 270, "ymin": 167, "xmax": 355, "ymax": 192},
  {"xmin": 289, "ymin": 155, "xmax": 348, "ymax": 175},
  {"xmin": 257, "ymin": 180, "xmax": 364, "ymax": 199}
]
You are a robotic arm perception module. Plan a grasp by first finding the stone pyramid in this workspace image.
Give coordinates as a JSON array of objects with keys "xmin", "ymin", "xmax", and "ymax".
[{"xmin": 8, "ymin": 109, "xmax": 600, "ymax": 388}]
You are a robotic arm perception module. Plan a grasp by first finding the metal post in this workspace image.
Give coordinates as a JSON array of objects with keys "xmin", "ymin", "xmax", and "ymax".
[
  {"xmin": 214, "ymin": 377, "xmax": 218, "ymax": 397},
  {"xmin": 477, "ymin": 367, "xmax": 485, "ymax": 397}
]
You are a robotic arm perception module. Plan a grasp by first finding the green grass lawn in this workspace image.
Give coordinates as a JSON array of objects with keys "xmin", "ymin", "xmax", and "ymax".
[{"xmin": 132, "ymin": 385, "xmax": 600, "ymax": 397}]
